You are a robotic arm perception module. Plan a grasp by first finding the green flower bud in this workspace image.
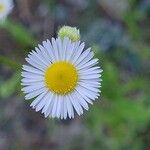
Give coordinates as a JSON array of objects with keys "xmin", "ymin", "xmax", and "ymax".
[{"xmin": 58, "ymin": 26, "xmax": 80, "ymax": 42}]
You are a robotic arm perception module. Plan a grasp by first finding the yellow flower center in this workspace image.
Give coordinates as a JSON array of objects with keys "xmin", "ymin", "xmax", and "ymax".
[
  {"xmin": 45, "ymin": 61, "xmax": 78, "ymax": 95},
  {"xmin": 0, "ymin": 4, "xmax": 5, "ymax": 13}
]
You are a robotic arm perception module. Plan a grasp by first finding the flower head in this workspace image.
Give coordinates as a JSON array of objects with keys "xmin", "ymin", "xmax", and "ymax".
[
  {"xmin": 0, "ymin": 0, "xmax": 13, "ymax": 21},
  {"xmin": 21, "ymin": 36, "xmax": 102, "ymax": 119},
  {"xmin": 58, "ymin": 26, "xmax": 80, "ymax": 42}
]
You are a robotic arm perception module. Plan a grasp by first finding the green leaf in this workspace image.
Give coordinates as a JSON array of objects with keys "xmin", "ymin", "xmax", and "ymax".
[
  {"xmin": 0, "ymin": 71, "xmax": 21, "ymax": 98},
  {"xmin": 1, "ymin": 19, "xmax": 37, "ymax": 47},
  {"xmin": 0, "ymin": 55, "xmax": 21, "ymax": 70}
]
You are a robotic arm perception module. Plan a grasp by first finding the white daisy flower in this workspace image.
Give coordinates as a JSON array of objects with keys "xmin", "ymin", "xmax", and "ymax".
[
  {"xmin": 0, "ymin": 0, "xmax": 13, "ymax": 21},
  {"xmin": 21, "ymin": 37, "xmax": 102, "ymax": 119}
]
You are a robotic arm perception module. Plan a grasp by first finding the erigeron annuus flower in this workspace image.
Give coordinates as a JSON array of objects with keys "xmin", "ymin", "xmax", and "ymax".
[
  {"xmin": 21, "ymin": 29, "xmax": 102, "ymax": 119},
  {"xmin": 0, "ymin": 0, "xmax": 13, "ymax": 21}
]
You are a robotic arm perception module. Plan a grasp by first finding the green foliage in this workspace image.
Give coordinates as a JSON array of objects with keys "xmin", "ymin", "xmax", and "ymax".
[
  {"xmin": 0, "ymin": 71, "xmax": 21, "ymax": 98},
  {"xmin": 1, "ymin": 19, "xmax": 37, "ymax": 47},
  {"xmin": 0, "ymin": 55, "xmax": 21, "ymax": 70},
  {"xmin": 124, "ymin": 10, "xmax": 142, "ymax": 38},
  {"xmin": 85, "ymin": 55, "xmax": 150, "ymax": 149}
]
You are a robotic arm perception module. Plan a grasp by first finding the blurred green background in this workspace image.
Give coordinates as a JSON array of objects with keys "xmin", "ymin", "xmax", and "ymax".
[{"xmin": 0, "ymin": 0, "xmax": 150, "ymax": 149}]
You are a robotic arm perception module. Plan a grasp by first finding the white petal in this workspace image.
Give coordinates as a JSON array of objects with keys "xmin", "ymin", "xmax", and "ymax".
[
  {"xmin": 38, "ymin": 44, "xmax": 51, "ymax": 64},
  {"xmin": 25, "ymin": 58, "xmax": 46, "ymax": 71},
  {"xmin": 51, "ymin": 38, "xmax": 59, "ymax": 61},
  {"xmin": 69, "ymin": 93, "xmax": 83, "ymax": 115},
  {"xmin": 71, "ymin": 42, "xmax": 85, "ymax": 64},
  {"xmin": 43, "ymin": 40, "xmax": 56, "ymax": 62},
  {"xmin": 21, "ymin": 72, "xmax": 44, "ymax": 79},
  {"xmin": 79, "ymin": 82, "xmax": 100, "ymax": 93},
  {"xmin": 56, "ymin": 96, "xmax": 63, "ymax": 118},
  {"xmin": 64, "ymin": 38, "xmax": 71, "ymax": 61},
  {"xmin": 22, "ymin": 82, "xmax": 45, "ymax": 93},
  {"xmin": 56, "ymin": 38, "xmax": 63, "ymax": 60},
  {"xmin": 80, "ymin": 74, "xmax": 101, "ymax": 80},
  {"xmin": 60, "ymin": 98, "xmax": 66, "ymax": 119},
  {"xmin": 65, "ymin": 42, "xmax": 75, "ymax": 61},
  {"xmin": 45, "ymin": 94, "xmax": 55, "ymax": 117},
  {"xmin": 42, "ymin": 92, "xmax": 53, "ymax": 114},
  {"xmin": 35, "ymin": 92, "xmax": 50, "ymax": 112},
  {"xmin": 21, "ymin": 81, "xmax": 43, "ymax": 86},
  {"xmin": 76, "ymin": 85, "xmax": 99, "ymax": 101},
  {"xmin": 35, "ymin": 47, "xmax": 50, "ymax": 66},
  {"xmin": 30, "ymin": 90, "xmax": 48, "ymax": 108},
  {"xmin": 31, "ymin": 49, "xmax": 49, "ymax": 67},
  {"xmin": 21, "ymin": 77, "xmax": 44, "ymax": 83},
  {"xmin": 80, "ymin": 66, "xmax": 100, "ymax": 72},
  {"xmin": 66, "ymin": 96, "xmax": 74, "ymax": 119},
  {"xmin": 60, "ymin": 98, "xmax": 64, "ymax": 119},
  {"xmin": 69, "ymin": 41, "xmax": 81, "ymax": 61},
  {"xmin": 75, "ymin": 89, "xmax": 93, "ymax": 104},
  {"xmin": 74, "ymin": 91, "xmax": 89, "ymax": 110},
  {"xmin": 62, "ymin": 37, "xmax": 69, "ymax": 60},
  {"xmin": 82, "ymin": 80, "xmax": 101, "ymax": 86},
  {"xmin": 25, "ymin": 87, "xmax": 47, "ymax": 100},
  {"xmin": 76, "ymin": 50, "xmax": 94, "ymax": 68},
  {"xmin": 77, "ymin": 58, "xmax": 99, "ymax": 70},
  {"xmin": 79, "ymin": 81, "xmax": 100, "ymax": 88},
  {"xmin": 79, "ymin": 68, "xmax": 102, "ymax": 75},
  {"xmin": 62, "ymin": 97, "xmax": 68, "ymax": 119},
  {"xmin": 74, "ymin": 48, "xmax": 91, "ymax": 66},
  {"xmin": 51, "ymin": 95, "xmax": 59, "ymax": 118}
]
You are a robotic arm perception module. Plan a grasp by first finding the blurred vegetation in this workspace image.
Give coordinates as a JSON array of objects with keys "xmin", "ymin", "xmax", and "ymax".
[{"xmin": 0, "ymin": 0, "xmax": 150, "ymax": 149}]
